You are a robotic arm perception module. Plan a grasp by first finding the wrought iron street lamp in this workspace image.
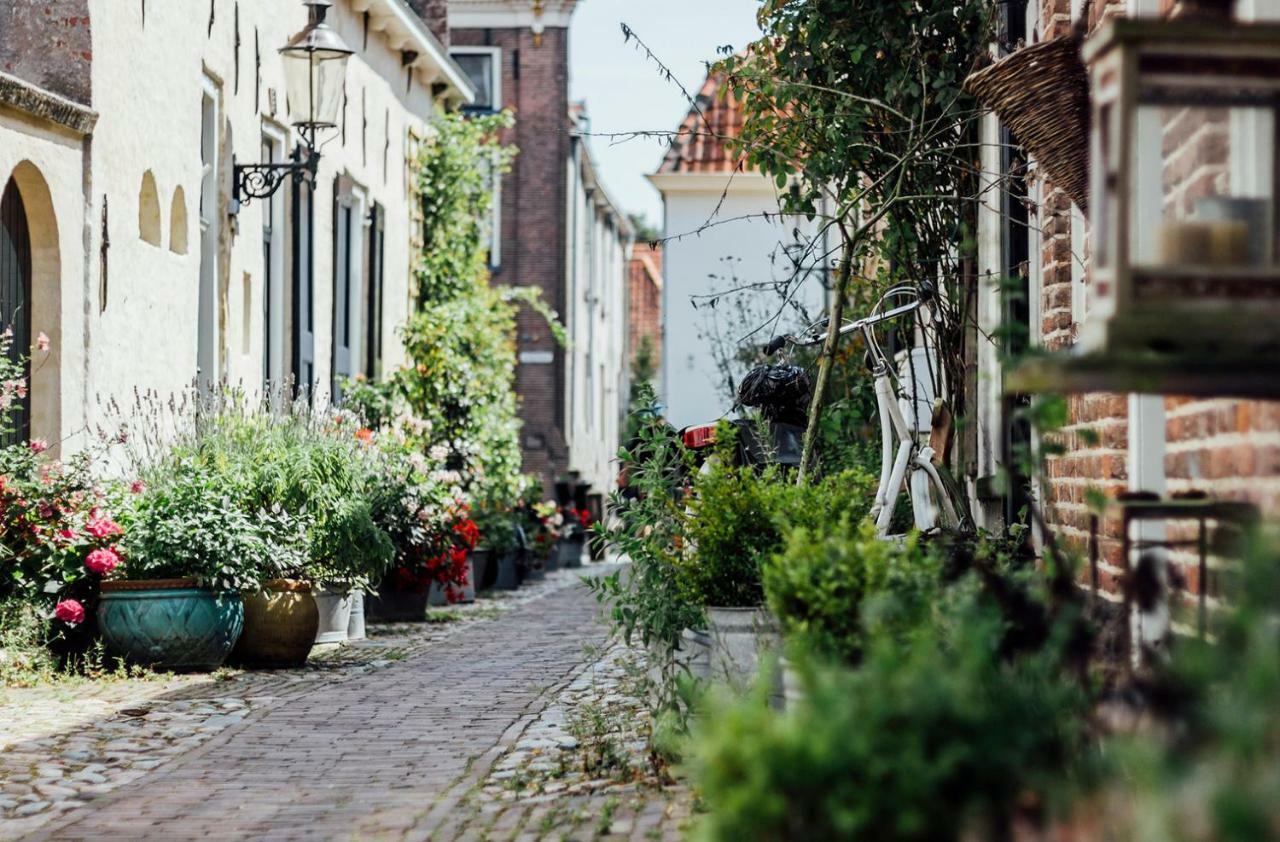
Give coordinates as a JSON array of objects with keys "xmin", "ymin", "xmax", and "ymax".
[{"xmin": 233, "ymin": 0, "xmax": 353, "ymax": 205}]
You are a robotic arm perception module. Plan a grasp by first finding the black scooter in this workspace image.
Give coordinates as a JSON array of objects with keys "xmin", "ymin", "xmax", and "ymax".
[{"xmin": 679, "ymin": 362, "xmax": 811, "ymax": 468}]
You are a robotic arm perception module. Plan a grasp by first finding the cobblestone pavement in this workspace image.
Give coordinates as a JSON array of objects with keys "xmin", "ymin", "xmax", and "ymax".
[{"xmin": 0, "ymin": 564, "xmax": 692, "ymax": 841}]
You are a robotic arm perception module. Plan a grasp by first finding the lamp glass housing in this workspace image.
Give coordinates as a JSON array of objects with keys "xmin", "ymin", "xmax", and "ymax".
[
  {"xmin": 280, "ymin": 1, "xmax": 353, "ymax": 132},
  {"xmin": 282, "ymin": 47, "xmax": 349, "ymax": 129}
]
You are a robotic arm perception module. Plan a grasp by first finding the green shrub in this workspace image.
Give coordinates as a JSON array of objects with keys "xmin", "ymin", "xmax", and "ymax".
[
  {"xmin": 682, "ymin": 455, "xmax": 877, "ymax": 609},
  {"xmin": 121, "ymin": 462, "xmax": 294, "ymax": 591},
  {"xmin": 692, "ymin": 586, "xmax": 1092, "ymax": 841},
  {"xmin": 589, "ymin": 397, "xmax": 703, "ymax": 659},
  {"xmin": 0, "ymin": 598, "xmax": 58, "ymax": 686},
  {"xmin": 764, "ymin": 519, "xmax": 939, "ymax": 664},
  {"xmin": 118, "ymin": 394, "xmax": 394, "ymax": 592}
]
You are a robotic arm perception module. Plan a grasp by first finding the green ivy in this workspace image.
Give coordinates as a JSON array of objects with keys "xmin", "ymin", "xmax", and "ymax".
[{"xmin": 396, "ymin": 108, "xmax": 561, "ymax": 507}]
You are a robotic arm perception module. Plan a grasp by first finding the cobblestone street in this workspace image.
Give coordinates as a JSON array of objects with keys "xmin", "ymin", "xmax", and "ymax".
[{"xmin": 0, "ymin": 566, "xmax": 690, "ymax": 841}]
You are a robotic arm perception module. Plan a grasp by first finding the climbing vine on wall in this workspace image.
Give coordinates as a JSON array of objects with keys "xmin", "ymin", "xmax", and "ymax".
[{"xmin": 395, "ymin": 108, "xmax": 560, "ymax": 505}]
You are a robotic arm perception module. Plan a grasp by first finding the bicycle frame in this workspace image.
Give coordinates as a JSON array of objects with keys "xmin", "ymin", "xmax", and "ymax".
[{"xmin": 783, "ymin": 287, "xmax": 961, "ymax": 537}]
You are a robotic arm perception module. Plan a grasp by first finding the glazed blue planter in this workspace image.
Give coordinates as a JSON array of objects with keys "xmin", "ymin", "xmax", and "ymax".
[{"xmin": 97, "ymin": 580, "xmax": 244, "ymax": 671}]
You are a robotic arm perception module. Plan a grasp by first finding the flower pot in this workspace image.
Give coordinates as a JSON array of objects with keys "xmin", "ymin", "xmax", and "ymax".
[
  {"xmin": 495, "ymin": 551, "xmax": 519, "ymax": 591},
  {"xmin": 471, "ymin": 549, "xmax": 495, "ymax": 591},
  {"xmin": 97, "ymin": 580, "xmax": 243, "ymax": 672},
  {"xmin": 543, "ymin": 544, "xmax": 561, "ymax": 573},
  {"xmin": 229, "ymin": 580, "xmax": 318, "ymax": 668},
  {"xmin": 704, "ymin": 606, "xmax": 780, "ymax": 692},
  {"xmin": 679, "ymin": 628, "xmax": 713, "ymax": 682},
  {"xmin": 428, "ymin": 557, "xmax": 475, "ymax": 606},
  {"xmin": 313, "ymin": 589, "xmax": 353, "ymax": 644},
  {"xmin": 523, "ymin": 550, "xmax": 546, "ymax": 581},
  {"xmin": 779, "ymin": 655, "xmax": 805, "ymax": 711},
  {"xmin": 365, "ymin": 580, "xmax": 430, "ymax": 622},
  {"xmin": 346, "ymin": 591, "xmax": 366, "ymax": 641},
  {"xmin": 558, "ymin": 535, "xmax": 585, "ymax": 569}
]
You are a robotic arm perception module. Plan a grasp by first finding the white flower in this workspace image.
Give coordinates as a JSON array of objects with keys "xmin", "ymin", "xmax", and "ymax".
[{"xmin": 429, "ymin": 444, "xmax": 449, "ymax": 462}]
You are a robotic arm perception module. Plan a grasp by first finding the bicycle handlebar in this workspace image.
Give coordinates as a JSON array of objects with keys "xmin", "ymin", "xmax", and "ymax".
[{"xmin": 762, "ymin": 283, "xmax": 937, "ymax": 357}]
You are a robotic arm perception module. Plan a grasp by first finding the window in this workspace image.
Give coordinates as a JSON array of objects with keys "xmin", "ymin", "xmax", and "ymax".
[
  {"xmin": 451, "ymin": 47, "xmax": 501, "ymax": 113},
  {"xmin": 198, "ymin": 77, "xmax": 220, "ymax": 395},
  {"xmin": 262, "ymin": 129, "xmax": 287, "ymax": 392}
]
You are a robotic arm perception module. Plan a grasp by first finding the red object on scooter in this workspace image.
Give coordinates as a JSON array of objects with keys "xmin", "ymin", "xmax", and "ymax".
[{"xmin": 682, "ymin": 424, "xmax": 717, "ymax": 450}]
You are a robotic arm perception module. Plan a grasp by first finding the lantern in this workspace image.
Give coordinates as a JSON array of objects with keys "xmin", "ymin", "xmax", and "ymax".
[{"xmin": 1082, "ymin": 17, "xmax": 1280, "ymax": 357}]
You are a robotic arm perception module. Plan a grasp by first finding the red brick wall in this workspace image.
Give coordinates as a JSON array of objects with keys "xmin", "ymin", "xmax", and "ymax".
[
  {"xmin": 404, "ymin": 0, "xmax": 450, "ymax": 47},
  {"xmin": 628, "ymin": 244, "xmax": 662, "ymax": 372},
  {"xmin": 452, "ymin": 25, "xmax": 571, "ymax": 494}
]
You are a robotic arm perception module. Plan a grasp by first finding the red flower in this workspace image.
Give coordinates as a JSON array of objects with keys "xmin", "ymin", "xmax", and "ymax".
[
  {"xmin": 85, "ymin": 547, "xmax": 121, "ymax": 575},
  {"xmin": 452, "ymin": 518, "xmax": 480, "ymax": 549},
  {"xmin": 86, "ymin": 516, "xmax": 122, "ymax": 539},
  {"xmin": 54, "ymin": 599, "xmax": 85, "ymax": 625},
  {"xmin": 354, "ymin": 428, "xmax": 374, "ymax": 444}
]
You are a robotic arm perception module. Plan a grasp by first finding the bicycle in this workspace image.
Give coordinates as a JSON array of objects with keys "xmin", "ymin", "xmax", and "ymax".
[{"xmin": 765, "ymin": 283, "xmax": 971, "ymax": 538}]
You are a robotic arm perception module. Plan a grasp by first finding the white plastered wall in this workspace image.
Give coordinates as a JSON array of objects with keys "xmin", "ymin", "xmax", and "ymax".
[{"xmin": 83, "ymin": 0, "xmax": 443, "ymax": 428}]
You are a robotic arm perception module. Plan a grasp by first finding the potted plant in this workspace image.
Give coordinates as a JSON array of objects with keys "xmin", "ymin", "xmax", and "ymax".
[
  {"xmin": 556, "ymin": 506, "xmax": 589, "ymax": 569},
  {"xmin": 476, "ymin": 507, "xmax": 520, "ymax": 590},
  {"xmin": 428, "ymin": 508, "xmax": 480, "ymax": 605},
  {"xmin": 228, "ymin": 510, "xmax": 317, "ymax": 668},
  {"xmin": 306, "ymin": 493, "xmax": 395, "ymax": 642},
  {"xmin": 681, "ymin": 454, "xmax": 875, "ymax": 692},
  {"xmin": 108, "ymin": 468, "xmax": 279, "ymax": 671}
]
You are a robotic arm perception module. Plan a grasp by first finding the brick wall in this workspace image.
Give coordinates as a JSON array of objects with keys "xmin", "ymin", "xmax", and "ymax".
[
  {"xmin": 404, "ymin": 0, "xmax": 449, "ymax": 47},
  {"xmin": 1032, "ymin": 0, "xmax": 1280, "ymax": 613},
  {"xmin": 628, "ymin": 244, "xmax": 661, "ymax": 373},
  {"xmin": 451, "ymin": 25, "xmax": 571, "ymax": 494},
  {"xmin": 0, "ymin": 0, "xmax": 92, "ymax": 105}
]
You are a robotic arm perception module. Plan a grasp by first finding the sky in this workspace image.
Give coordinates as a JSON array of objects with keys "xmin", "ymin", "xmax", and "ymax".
[{"xmin": 567, "ymin": 0, "xmax": 763, "ymax": 228}]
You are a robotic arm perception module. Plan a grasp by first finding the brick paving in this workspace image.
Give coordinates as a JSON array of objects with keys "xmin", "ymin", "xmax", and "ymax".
[{"xmin": 3, "ymin": 566, "xmax": 690, "ymax": 841}]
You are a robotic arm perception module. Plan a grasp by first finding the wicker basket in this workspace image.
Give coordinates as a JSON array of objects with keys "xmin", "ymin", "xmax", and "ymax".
[{"xmin": 964, "ymin": 33, "xmax": 1091, "ymax": 214}]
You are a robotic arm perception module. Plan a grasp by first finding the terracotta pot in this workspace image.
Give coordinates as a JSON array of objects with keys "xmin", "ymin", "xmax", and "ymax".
[
  {"xmin": 97, "ymin": 580, "xmax": 243, "ymax": 672},
  {"xmin": 229, "ymin": 579, "xmax": 318, "ymax": 668}
]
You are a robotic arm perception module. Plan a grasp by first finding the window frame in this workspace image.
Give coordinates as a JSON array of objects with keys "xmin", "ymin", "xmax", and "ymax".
[{"xmin": 450, "ymin": 46, "xmax": 502, "ymax": 113}]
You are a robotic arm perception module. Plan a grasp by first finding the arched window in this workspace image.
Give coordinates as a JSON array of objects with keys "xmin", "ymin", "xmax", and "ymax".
[
  {"xmin": 139, "ymin": 170, "xmax": 162, "ymax": 246},
  {"xmin": 169, "ymin": 186, "xmax": 189, "ymax": 254}
]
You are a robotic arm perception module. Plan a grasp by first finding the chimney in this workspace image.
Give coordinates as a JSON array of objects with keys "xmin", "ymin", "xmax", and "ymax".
[{"xmin": 405, "ymin": 0, "xmax": 450, "ymax": 48}]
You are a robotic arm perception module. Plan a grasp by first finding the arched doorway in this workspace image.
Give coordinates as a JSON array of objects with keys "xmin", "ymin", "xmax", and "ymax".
[{"xmin": 0, "ymin": 177, "xmax": 32, "ymax": 444}]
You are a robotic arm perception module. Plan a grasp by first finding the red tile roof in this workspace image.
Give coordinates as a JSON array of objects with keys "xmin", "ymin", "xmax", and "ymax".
[{"xmin": 658, "ymin": 71, "xmax": 751, "ymax": 175}]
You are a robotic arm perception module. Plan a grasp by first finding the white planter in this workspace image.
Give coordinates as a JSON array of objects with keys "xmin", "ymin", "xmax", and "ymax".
[
  {"xmin": 704, "ymin": 606, "xmax": 780, "ymax": 693},
  {"xmin": 313, "ymin": 589, "xmax": 353, "ymax": 644},
  {"xmin": 678, "ymin": 628, "xmax": 712, "ymax": 682},
  {"xmin": 346, "ymin": 591, "xmax": 366, "ymax": 641},
  {"xmin": 779, "ymin": 655, "xmax": 805, "ymax": 710}
]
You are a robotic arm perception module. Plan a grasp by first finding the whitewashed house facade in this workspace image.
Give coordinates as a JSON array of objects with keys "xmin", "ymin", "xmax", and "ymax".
[
  {"xmin": 0, "ymin": 0, "xmax": 472, "ymax": 454},
  {"xmin": 648, "ymin": 71, "xmax": 832, "ymax": 430}
]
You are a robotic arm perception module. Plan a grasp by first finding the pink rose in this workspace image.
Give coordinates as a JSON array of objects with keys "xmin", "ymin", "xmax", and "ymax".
[
  {"xmin": 129, "ymin": 480, "xmax": 145, "ymax": 494},
  {"xmin": 35, "ymin": 331, "xmax": 49, "ymax": 352},
  {"xmin": 54, "ymin": 599, "xmax": 85, "ymax": 625},
  {"xmin": 86, "ymin": 517, "xmax": 122, "ymax": 539},
  {"xmin": 85, "ymin": 547, "xmax": 120, "ymax": 575},
  {"xmin": 28, "ymin": 439, "xmax": 48, "ymax": 454}
]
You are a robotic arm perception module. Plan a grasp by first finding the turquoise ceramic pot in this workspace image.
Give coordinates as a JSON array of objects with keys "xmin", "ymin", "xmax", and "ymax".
[{"xmin": 97, "ymin": 580, "xmax": 244, "ymax": 671}]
